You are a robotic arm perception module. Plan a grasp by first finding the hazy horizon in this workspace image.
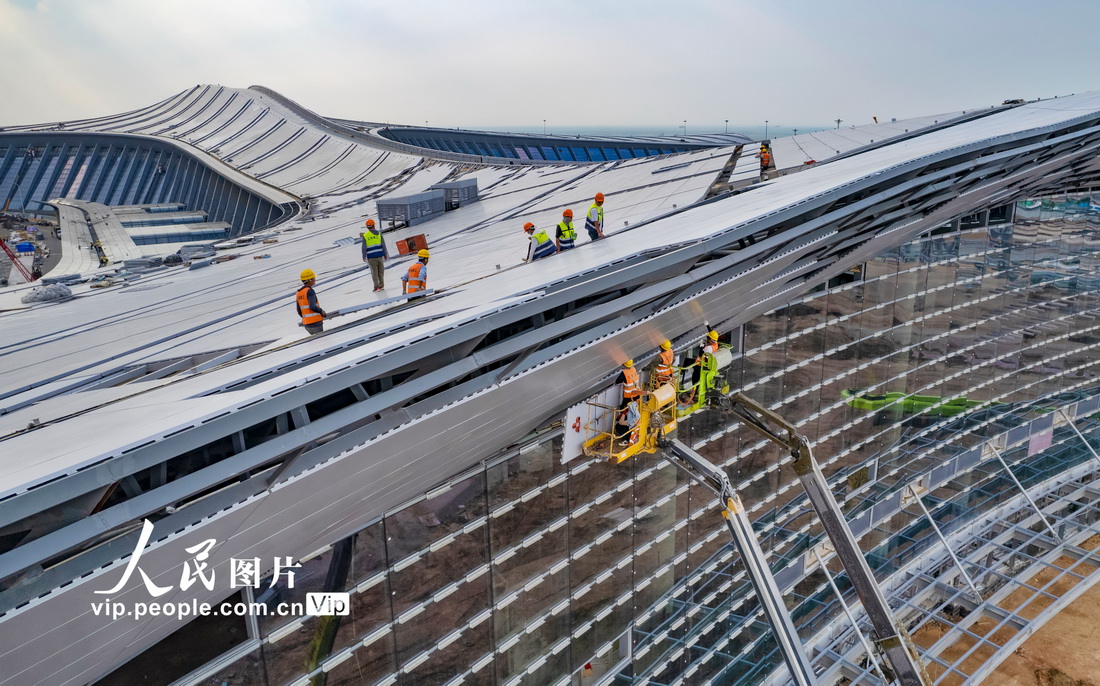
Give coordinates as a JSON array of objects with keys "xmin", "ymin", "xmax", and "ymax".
[{"xmin": 2, "ymin": 0, "xmax": 1098, "ymax": 128}]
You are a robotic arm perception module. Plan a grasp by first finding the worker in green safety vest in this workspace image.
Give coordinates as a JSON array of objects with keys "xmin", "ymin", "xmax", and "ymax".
[{"xmin": 361, "ymin": 218, "xmax": 389, "ymax": 292}]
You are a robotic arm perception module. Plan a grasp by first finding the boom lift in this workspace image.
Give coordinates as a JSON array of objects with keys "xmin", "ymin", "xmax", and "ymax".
[
  {"xmin": 582, "ymin": 348, "xmax": 929, "ymax": 684},
  {"xmin": 0, "ymin": 240, "xmax": 34, "ymax": 283},
  {"xmin": 668, "ymin": 392, "xmax": 931, "ymax": 685},
  {"xmin": 662, "ymin": 439, "xmax": 819, "ymax": 685}
]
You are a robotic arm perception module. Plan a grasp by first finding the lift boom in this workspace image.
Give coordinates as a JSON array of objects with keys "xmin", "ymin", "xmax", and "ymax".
[
  {"xmin": 662, "ymin": 440, "xmax": 819, "ymax": 686},
  {"xmin": 721, "ymin": 392, "xmax": 931, "ymax": 686}
]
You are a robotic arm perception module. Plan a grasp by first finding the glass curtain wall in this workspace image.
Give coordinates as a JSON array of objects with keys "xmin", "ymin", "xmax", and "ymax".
[{"xmin": 178, "ymin": 195, "xmax": 1100, "ymax": 686}]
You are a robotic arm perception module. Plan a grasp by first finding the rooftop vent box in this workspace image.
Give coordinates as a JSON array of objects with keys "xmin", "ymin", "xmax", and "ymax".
[
  {"xmin": 430, "ymin": 178, "xmax": 479, "ymax": 210},
  {"xmin": 377, "ymin": 189, "xmax": 445, "ymax": 227}
]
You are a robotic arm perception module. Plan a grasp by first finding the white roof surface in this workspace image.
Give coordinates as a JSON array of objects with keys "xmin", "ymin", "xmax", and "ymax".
[{"xmin": 2, "ymin": 87, "xmax": 1098, "ymax": 496}]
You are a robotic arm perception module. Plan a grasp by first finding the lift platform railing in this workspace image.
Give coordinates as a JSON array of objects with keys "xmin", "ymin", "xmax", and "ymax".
[
  {"xmin": 675, "ymin": 343, "xmax": 734, "ymax": 419},
  {"xmin": 582, "ymin": 383, "xmax": 677, "ymax": 464}
]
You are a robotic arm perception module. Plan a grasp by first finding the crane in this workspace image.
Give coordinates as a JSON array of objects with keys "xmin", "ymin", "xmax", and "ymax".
[{"xmin": 0, "ymin": 239, "xmax": 34, "ymax": 283}]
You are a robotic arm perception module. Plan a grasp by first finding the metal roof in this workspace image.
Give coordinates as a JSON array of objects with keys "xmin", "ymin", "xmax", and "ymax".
[{"xmin": 2, "ymin": 86, "xmax": 1100, "ymax": 686}]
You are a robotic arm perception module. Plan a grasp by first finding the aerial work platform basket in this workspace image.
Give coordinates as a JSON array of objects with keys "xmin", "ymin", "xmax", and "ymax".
[{"xmin": 582, "ymin": 383, "xmax": 677, "ymax": 463}]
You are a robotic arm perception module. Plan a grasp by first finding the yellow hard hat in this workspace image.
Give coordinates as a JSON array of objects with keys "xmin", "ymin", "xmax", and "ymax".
[
  {"xmin": 300, "ymin": 268, "xmax": 316, "ymax": 281},
  {"xmin": 624, "ymin": 359, "xmax": 634, "ymax": 368},
  {"xmin": 708, "ymin": 330, "xmax": 719, "ymax": 341},
  {"xmin": 365, "ymin": 218, "xmax": 376, "ymax": 228},
  {"xmin": 417, "ymin": 249, "xmax": 430, "ymax": 259},
  {"xmin": 660, "ymin": 340, "xmax": 672, "ymax": 350}
]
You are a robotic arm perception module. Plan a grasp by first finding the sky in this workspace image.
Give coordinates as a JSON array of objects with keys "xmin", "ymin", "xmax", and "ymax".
[{"xmin": 2, "ymin": 0, "xmax": 1099, "ymax": 133}]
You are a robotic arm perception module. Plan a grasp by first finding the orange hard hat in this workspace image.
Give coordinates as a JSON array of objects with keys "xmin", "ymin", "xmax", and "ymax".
[
  {"xmin": 563, "ymin": 209, "xmax": 574, "ymax": 218},
  {"xmin": 365, "ymin": 218, "xmax": 376, "ymax": 228},
  {"xmin": 595, "ymin": 193, "xmax": 605, "ymax": 203},
  {"xmin": 523, "ymin": 222, "xmax": 535, "ymax": 232}
]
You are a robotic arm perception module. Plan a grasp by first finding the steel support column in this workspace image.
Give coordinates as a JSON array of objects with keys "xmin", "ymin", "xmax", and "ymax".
[
  {"xmin": 907, "ymin": 485, "xmax": 984, "ymax": 603},
  {"xmin": 989, "ymin": 445, "xmax": 1062, "ymax": 542},
  {"xmin": 812, "ymin": 549, "xmax": 886, "ymax": 683}
]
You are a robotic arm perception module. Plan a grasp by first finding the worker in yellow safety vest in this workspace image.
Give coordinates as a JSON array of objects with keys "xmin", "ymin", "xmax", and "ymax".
[
  {"xmin": 402, "ymin": 249, "xmax": 430, "ymax": 294},
  {"xmin": 654, "ymin": 340, "xmax": 675, "ymax": 385},
  {"xmin": 296, "ymin": 268, "xmax": 327, "ymax": 335},
  {"xmin": 585, "ymin": 193, "xmax": 605, "ymax": 241},
  {"xmin": 361, "ymin": 218, "xmax": 389, "ymax": 292},
  {"xmin": 524, "ymin": 222, "xmax": 556, "ymax": 261},
  {"xmin": 556, "ymin": 210, "xmax": 577, "ymax": 251},
  {"xmin": 689, "ymin": 330, "xmax": 720, "ymax": 387}
]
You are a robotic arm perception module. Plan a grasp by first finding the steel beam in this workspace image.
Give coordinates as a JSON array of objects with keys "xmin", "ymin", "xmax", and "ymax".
[
  {"xmin": 812, "ymin": 549, "xmax": 886, "ymax": 683},
  {"xmin": 1058, "ymin": 409, "xmax": 1100, "ymax": 467},
  {"xmin": 907, "ymin": 486, "xmax": 984, "ymax": 603},
  {"xmin": 989, "ymin": 445, "xmax": 1062, "ymax": 543}
]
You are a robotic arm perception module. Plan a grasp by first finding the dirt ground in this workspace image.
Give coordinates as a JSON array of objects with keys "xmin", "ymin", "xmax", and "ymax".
[
  {"xmin": 988, "ymin": 546, "xmax": 1100, "ymax": 685},
  {"xmin": 909, "ymin": 534, "xmax": 1100, "ymax": 685}
]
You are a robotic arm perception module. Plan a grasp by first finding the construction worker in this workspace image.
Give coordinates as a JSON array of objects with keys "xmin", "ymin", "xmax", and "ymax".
[
  {"xmin": 296, "ymin": 269, "xmax": 326, "ymax": 335},
  {"xmin": 702, "ymin": 330, "xmax": 719, "ymax": 356},
  {"xmin": 361, "ymin": 218, "xmax": 389, "ymax": 292},
  {"xmin": 615, "ymin": 359, "xmax": 644, "ymax": 434},
  {"xmin": 402, "ymin": 249, "xmax": 429, "ymax": 294},
  {"xmin": 690, "ymin": 330, "xmax": 720, "ymax": 388},
  {"xmin": 585, "ymin": 193, "xmax": 605, "ymax": 241},
  {"xmin": 653, "ymin": 340, "xmax": 675, "ymax": 386},
  {"xmin": 524, "ymin": 222, "xmax": 556, "ymax": 261},
  {"xmin": 556, "ymin": 210, "xmax": 577, "ymax": 251},
  {"xmin": 758, "ymin": 146, "xmax": 772, "ymax": 176}
]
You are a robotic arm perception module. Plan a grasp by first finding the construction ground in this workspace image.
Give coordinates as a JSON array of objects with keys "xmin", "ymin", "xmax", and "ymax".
[
  {"xmin": 906, "ymin": 532, "xmax": 1100, "ymax": 685},
  {"xmin": 988, "ymin": 576, "xmax": 1100, "ymax": 686}
]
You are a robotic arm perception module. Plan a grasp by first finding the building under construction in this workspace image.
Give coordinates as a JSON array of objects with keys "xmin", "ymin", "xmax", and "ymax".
[{"xmin": 2, "ymin": 86, "xmax": 1100, "ymax": 686}]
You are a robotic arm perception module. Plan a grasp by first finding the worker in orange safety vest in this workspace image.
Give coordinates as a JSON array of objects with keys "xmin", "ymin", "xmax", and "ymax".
[
  {"xmin": 702, "ymin": 330, "xmax": 719, "ymax": 356},
  {"xmin": 653, "ymin": 340, "xmax": 675, "ymax": 386},
  {"xmin": 758, "ymin": 146, "xmax": 771, "ymax": 173},
  {"xmin": 402, "ymin": 249, "xmax": 430, "ymax": 294},
  {"xmin": 615, "ymin": 359, "xmax": 647, "ymax": 434},
  {"xmin": 296, "ymin": 268, "xmax": 327, "ymax": 335}
]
